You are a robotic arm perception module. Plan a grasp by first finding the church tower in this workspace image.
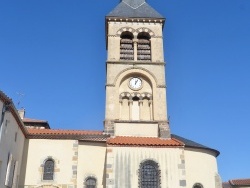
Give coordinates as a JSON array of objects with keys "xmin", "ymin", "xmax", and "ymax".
[{"xmin": 104, "ymin": 0, "xmax": 170, "ymax": 139}]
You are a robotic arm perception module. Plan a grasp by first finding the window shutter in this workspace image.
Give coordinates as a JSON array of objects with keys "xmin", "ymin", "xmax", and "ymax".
[
  {"xmin": 8, "ymin": 159, "xmax": 15, "ymax": 187},
  {"xmin": 12, "ymin": 161, "xmax": 18, "ymax": 188},
  {"xmin": 5, "ymin": 154, "xmax": 12, "ymax": 187}
]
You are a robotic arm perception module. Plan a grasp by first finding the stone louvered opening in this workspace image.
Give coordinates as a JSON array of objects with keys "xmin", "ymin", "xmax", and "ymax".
[
  {"xmin": 137, "ymin": 32, "xmax": 151, "ymax": 61},
  {"xmin": 120, "ymin": 31, "xmax": 134, "ymax": 60}
]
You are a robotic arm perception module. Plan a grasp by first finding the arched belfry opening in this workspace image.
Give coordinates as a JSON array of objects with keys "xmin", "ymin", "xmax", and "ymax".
[
  {"xmin": 119, "ymin": 94, "xmax": 130, "ymax": 120},
  {"xmin": 137, "ymin": 32, "xmax": 151, "ymax": 61},
  {"xmin": 120, "ymin": 31, "xmax": 134, "ymax": 60},
  {"xmin": 131, "ymin": 96, "xmax": 140, "ymax": 120}
]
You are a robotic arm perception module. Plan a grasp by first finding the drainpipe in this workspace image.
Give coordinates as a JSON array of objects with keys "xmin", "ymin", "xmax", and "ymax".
[{"xmin": 0, "ymin": 103, "xmax": 10, "ymax": 142}]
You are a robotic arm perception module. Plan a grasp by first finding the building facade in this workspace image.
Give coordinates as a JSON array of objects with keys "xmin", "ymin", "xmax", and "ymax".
[
  {"xmin": 0, "ymin": 91, "xmax": 26, "ymax": 188},
  {"xmin": 0, "ymin": 0, "xmax": 222, "ymax": 188}
]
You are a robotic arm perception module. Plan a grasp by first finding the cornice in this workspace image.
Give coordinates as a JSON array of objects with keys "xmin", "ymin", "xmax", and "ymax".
[
  {"xmin": 26, "ymin": 132, "xmax": 109, "ymax": 141},
  {"xmin": 106, "ymin": 17, "xmax": 165, "ymax": 25},
  {"xmin": 106, "ymin": 61, "xmax": 165, "ymax": 66}
]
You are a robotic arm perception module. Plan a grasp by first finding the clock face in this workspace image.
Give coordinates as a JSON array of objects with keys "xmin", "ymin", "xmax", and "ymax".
[{"xmin": 129, "ymin": 77, "xmax": 142, "ymax": 90}]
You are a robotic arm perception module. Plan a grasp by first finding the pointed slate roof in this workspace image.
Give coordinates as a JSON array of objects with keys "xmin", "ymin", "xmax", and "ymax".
[{"xmin": 107, "ymin": 0, "xmax": 164, "ymax": 19}]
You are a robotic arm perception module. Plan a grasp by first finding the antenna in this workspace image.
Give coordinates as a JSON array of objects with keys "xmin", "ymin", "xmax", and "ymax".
[{"xmin": 16, "ymin": 92, "xmax": 25, "ymax": 108}]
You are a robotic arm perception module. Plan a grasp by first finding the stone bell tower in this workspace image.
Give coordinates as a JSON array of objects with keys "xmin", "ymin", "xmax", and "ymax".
[{"xmin": 104, "ymin": 0, "xmax": 170, "ymax": 138}]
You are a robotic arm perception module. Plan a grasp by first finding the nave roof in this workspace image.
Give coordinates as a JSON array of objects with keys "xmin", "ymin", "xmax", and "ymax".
[{"xmin": 25, "ymin": 127, "xmax": 219, "ymax": 156}]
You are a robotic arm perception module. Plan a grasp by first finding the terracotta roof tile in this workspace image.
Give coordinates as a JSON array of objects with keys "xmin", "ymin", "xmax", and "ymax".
[
  {"xmin": 107, "ymin": 136, "xmax": 184, "ymax": 147},
  {"xmin": 23, "ymin": 118, "xmax": 48, "ymax": 123},
  {"xmin": 26, "ymin": 128, "xmax": 108, "ymax": 141},
  {"xmin": 27, "ymin": 128, "xmax": 103, "ymax": 135},
  {"xmin": 230, "ymin": 179, "xmax": 250, "ymax": 186},
  {"xmin": 79, "ymin": 137, "xmax": 108, "ymax": 142}
]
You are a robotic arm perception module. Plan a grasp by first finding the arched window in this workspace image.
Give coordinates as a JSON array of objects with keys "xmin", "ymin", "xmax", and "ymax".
[
  {"xmin": 43, "ymin": 159, "xmax": 54, "ymax": 180},
  {"xmin": 141, "ymin": 94, "xmax": 152, "ymax": 120},
  {"xmin": 137, "ymin": 32, "xmax": 151, "ymax": 61},
  {"xmin": 85, "ymin": 177, "xmax": 97, "ymax": 188},
  {"xmin": 139, "ymin": 160, "xmax": 160, "ymax": 188},
  {"xmin": 193, "ymin": 183, "xmax": 203, "ymax": 188},
  {"xmin": 131, "ymin": 96, "xmax": 140, "ymax": 120},
  {"xmin": 120, "ymin": 31, "xmax": 134, "ymax": 60}
]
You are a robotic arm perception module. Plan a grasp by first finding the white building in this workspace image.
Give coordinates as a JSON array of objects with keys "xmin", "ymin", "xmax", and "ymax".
[
  {"xmin": 0, "ymin": 91, "xmax": 26, "ymax": 188},
  {"xmin": 0, "ymin": 0, "xmax": 222, "ymax": 188}
]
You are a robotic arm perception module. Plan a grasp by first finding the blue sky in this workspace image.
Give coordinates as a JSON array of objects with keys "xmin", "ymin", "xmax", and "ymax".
[{"xmin": 0, "ymin": 0, "xmax": 250, "ymax": 182}]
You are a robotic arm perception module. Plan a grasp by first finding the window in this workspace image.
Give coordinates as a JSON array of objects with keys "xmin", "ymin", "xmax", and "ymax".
[
  {"xmin": 85, "ymin": 177, "xmax": 96, "ymax": 188},
  {"xmin": 14, "ymin": 132, "xmax": 17, "ymax": 142},
  {"xmin": 120, "ymin": 95, "xmax": 130, "ymax": 120},
  {"xmin": 120, "ymin": 31, "xmax": 134, "ymax": 60},
  {"xmin": 131, "ymin": 96, "xmax": 140, "ymax": 120},
  {"xmin": 141, "ymin": 95, "xmax": 152, "ymax": 120},
  {"xmin": 0, "ymin": 160, "xmax": 1, "ymax": 176},
  {"xmin": 43, "ymin": 159, "xmax": 54, "ymax": 180},
  {"xmin": 4, "ymin": 120, "xmax": 8, "ymax": 134},
  {"xmin": 139, "ymin": 160, "xmax": 160, "ymax": 188},
  {"xmin": 137, "ymin": 32, "xmax": 151, "ymax": 61},
  {"xmin": 5, "ymin": 153, "xmax": 15, "ymax": 187},
  {"xmin": 193, "ymin": 183, "xmax": 203, "ymax": 188}
]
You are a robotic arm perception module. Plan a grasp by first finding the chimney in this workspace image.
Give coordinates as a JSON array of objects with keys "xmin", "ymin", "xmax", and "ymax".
[{"xmin": 18, "ymin": 108, "xmax": 25, "ymax": 119}]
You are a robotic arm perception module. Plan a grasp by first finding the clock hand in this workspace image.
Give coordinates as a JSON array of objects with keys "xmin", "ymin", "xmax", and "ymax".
[{"xmin": 135, "ymin": 80, "xmax": 138, "ymax": 85}]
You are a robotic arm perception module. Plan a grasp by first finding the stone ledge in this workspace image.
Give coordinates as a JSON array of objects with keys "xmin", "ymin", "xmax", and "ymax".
[{"xmin": 106, "ymin": 60, "xmax": 165, "ymax": 65}]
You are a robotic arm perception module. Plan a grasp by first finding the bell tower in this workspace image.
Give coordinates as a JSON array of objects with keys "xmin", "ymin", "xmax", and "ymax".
[{"xmin": 104, "ymin": 0, "xmax": 170, "ymax": 138}]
